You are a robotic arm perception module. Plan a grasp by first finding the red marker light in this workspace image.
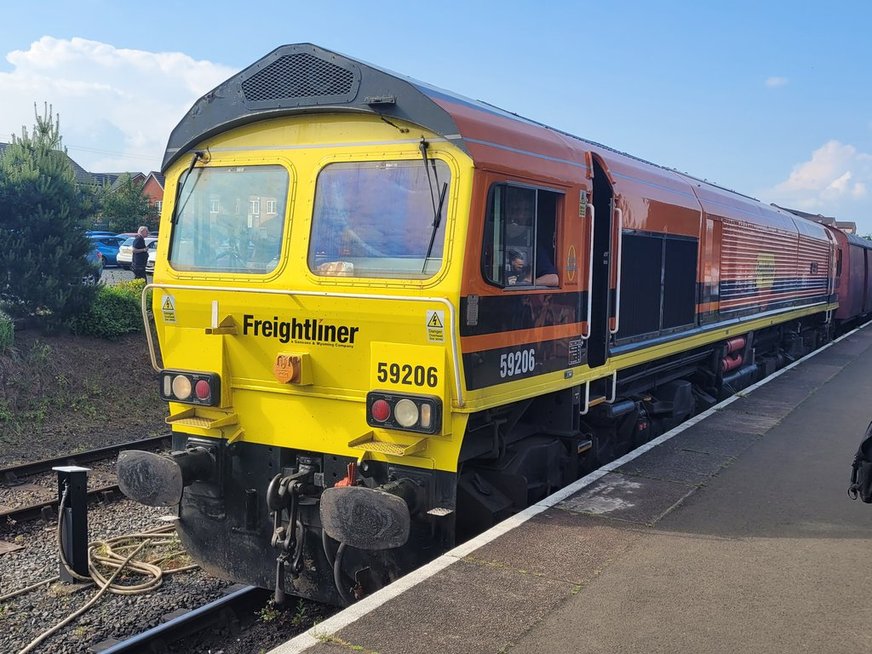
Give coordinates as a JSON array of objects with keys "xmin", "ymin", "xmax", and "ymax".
[
  {"xmin": 195, "ymin": 379, "xmax": 211, "ymax": 401},
  {"xmin": 371, "ymin": 399, "xmax": 391, "ymax": 422}
]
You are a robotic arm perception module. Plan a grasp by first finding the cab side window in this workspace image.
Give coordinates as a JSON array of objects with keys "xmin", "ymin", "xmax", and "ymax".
[{"xmin": 482, "ymin": 184, "xmax": 560, "ymax": 288}]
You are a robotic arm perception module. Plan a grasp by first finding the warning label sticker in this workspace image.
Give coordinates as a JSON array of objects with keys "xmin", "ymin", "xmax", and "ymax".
[
  {"xmin": 426, "ymin": 310, "xmax": 444, "ymax": 343},
  {"xmin": 161, "ymin": 295, "xmax": 176, "ymax": 323}
]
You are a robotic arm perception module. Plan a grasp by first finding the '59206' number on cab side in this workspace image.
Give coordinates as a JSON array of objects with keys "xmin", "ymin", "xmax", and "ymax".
[
  {"xmin": 499, "ymin": 348, "xmax": 536, "ymax": 379},
  {"xmin": 377, "ymin": 362, "xmax": 439, "ymax": 388}
]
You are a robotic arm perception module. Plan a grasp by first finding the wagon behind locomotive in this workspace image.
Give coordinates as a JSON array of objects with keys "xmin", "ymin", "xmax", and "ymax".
[{"xmin": 830, "ymin": 228, "xmax": 872, "ymax": 326}]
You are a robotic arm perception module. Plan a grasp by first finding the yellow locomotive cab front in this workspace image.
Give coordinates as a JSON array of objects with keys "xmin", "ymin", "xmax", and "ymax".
[
  {"xmin": 149, "ymin": 115, "xmax": 472, "ymax": 469},
  {"xmin": 122, "ymin": 107, "xmax": 478, "ymax": 604}
]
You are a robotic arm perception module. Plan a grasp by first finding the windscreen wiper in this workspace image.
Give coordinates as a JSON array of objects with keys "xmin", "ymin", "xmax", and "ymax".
[
  {"xmin": 170, "ymin": 150, "xmax": 206, "ymax": 225},
  {"xmin": 422, "ymin": 182, "xmax": 448, "ymax": 272},
  {"xmin": 419, "ymin": 139, "xmax": 448, "ymax": 272}
]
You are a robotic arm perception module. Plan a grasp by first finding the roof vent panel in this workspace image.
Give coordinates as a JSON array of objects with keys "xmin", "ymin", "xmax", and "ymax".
[{"xmin": 240, "ymin": 52, "xmax": 359, "ymax": 106}]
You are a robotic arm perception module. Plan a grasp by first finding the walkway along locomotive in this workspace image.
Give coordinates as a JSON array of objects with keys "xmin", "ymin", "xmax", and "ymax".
[{"xmin": 118, "ymin": 44, "xmax": 857, "ymax": 606}]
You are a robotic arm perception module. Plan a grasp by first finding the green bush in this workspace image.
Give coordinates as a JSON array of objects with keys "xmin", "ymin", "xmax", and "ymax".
[
  {"xmin": 0, "ymin": 311, "xmax": 12, "ymax": 351},
  {"xmin": 67, "ymin": 280, "xmax": 147, "ymax": 339},
  {"xmin": 0, "ymin": 107, "xmax": 98, "ymax": 332}
]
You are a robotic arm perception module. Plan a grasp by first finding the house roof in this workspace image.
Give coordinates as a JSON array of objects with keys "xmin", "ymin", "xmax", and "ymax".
[
  {"xmin": 144, "ymin": 171, "xmax": 165, "ymax": 188},
  {"xmin": 107, "ymin": 172, "xmax": 146, "ymax": 190},
  {"xmin": 0, "ymin": 141, "xmax": 143, "ymax": 187}
]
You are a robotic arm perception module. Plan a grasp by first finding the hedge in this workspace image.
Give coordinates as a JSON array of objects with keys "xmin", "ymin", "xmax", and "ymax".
[{"xmin": 67, "ymin": 279, "xmax": 148, "ymax": 339}]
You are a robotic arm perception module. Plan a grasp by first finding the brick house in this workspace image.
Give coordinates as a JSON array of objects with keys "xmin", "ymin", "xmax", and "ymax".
[{"xmin": 141, "ymin": 171, "xmax": 166, "ymax": 216}]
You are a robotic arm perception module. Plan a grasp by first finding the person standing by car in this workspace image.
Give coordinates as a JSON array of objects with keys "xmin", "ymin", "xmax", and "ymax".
[{"xmin": 131, "ymin": 226, "xmax": 149, "ymax": 280}]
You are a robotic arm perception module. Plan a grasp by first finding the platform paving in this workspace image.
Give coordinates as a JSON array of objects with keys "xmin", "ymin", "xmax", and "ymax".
[{"xmin": 273, "ymin": 326, "xmax": 872, "ymax": 654}]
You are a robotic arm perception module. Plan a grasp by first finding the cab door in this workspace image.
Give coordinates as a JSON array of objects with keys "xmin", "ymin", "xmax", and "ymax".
[{"xmin": 586, "ymin": 155, "xmax": 617, "ymax": 369}]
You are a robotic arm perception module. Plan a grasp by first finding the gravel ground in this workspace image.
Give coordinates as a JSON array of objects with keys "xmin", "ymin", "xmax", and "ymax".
[
  {"xmin": 1, "ymin": 495, "xmax": 331, "ymax": 653},
  {"xmin": 0, "ymin": 500, "xmax": 235, "ymax": 653},
  {"xmin": 0, "ymin": 265, "xmax": 334, "ymax": 653}
]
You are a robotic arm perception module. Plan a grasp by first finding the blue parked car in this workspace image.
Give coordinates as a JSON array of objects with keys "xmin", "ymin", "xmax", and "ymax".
[
  {"xmin": 84, "ymin": 246, "xmax": 103, "ymax": 285},
  {"xmin": 88, "ymin": 234, "xmax": 125, "ymax": 267}
]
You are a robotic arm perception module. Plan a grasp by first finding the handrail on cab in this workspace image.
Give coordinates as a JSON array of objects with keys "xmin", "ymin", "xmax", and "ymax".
[
  {"xmin": 141, "ymin": 283, "xmax": 465, "ymax": 407},
  {"xmin": 610, "ymin": 206, "xmax": 624, "ymax": 336},
  {"xmin": 582, "ymin": 204, "xmax": 596, "ymax": 339}
]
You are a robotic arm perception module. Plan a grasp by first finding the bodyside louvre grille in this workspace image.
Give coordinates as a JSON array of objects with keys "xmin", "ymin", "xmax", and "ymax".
[{"xmin": 241, "ymin": 53, "xmax": 357, "ymax": 103}]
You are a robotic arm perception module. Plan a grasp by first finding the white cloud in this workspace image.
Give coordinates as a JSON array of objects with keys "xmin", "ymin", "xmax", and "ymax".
[
  {"xmin": 763, "ymin": 140, "xmax": 872, "ymax": 231},
  {"xmin": 765, "ymin": 76, "xmax": 788, "ymax": 88},
  {"xmin": 770, "ymin": 140, "xmax": 871, "ymax": 197},
  {"xmin": 0, "ymin": 36, "xmax": 237, "ymax": 173}
]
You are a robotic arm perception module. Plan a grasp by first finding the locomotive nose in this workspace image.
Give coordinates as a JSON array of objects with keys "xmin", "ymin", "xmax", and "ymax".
[{"xmin": 117, "ymin": 447, "xmax": 215, "ymax": 507}]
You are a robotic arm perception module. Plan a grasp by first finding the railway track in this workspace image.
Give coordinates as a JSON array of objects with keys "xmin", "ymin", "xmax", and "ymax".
[
  {"xmin": 0, "ymin": 434, "xmax": 170, "ymax": 524},
  {"xmin": 98, "ymin": 585, "xmax": 273, "ymax": 653}
]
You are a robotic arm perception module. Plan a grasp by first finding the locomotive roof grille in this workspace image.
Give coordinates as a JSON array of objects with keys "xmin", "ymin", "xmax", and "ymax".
[
  {"xmin": 240, "ymin": 53, "xmax": 358, "ymax": 103},
  {"xmin": 162, "ymin": 43, "xmax": 463, "ymax": 172}
]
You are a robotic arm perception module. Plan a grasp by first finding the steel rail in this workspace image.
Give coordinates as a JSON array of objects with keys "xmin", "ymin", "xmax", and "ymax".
[
  {"xmin": 99, "ymin": 585, "xmax": 271, "ymax": 653},
  {"xmin": 0, "ymin": 482, "xmax": 123, "ymax": 523},
  {"xmin": 0, "ymin": 435, "xmax": 170, "ymax": 482}
]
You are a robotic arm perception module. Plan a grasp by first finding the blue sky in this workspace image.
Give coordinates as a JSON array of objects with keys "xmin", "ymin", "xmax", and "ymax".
[{"xmin": 2, "ymin": 0, "xmax": 871, "ymax": 232}]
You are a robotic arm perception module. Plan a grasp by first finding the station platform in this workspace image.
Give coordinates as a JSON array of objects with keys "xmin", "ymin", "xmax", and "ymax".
[{"xmin": 272, "ymin": 325, "xmax": 872, "ymax": 654}]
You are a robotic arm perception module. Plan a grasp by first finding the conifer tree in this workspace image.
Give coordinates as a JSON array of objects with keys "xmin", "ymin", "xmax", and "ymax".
[
  {"xmin": 99, "ymin": 173, "xmax": 158, "ymax": 233},
  {"xmin": 0, "ymin": 103, "xmax": 97, "ymax": 331}
]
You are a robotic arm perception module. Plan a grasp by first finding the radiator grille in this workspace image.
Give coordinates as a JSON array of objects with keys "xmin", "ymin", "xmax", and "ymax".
[
  {"xmin": 719, "ymin": 220, "xmax": 831, "ymax": 312},
  {"xmin": 241, "ymin": 53, "xmax": 356, "ymax": 102},
  {"xmin": 618, "ymin": 233, "xmax": 698, "ymax": 338}
]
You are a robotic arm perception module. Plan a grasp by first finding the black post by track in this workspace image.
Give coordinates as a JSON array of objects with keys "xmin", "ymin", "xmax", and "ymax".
[{"xmin": 53, "ymin": 466, "xmax": 90, "ymax": 581}]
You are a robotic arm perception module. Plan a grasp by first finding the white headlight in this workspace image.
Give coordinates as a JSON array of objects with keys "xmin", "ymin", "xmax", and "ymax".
[
  {"xmin": 394, "ymin": 398, "xmax": 419, "ymax": 428},
  {"xmin": 171, "ymin": 375, "xmax": 192, "ymax": 400}
]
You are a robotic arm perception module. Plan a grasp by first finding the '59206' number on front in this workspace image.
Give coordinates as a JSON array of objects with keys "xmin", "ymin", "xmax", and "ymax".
[
  {"xmin": 377, "ymin": 362, "xmax": 439, "ymax": 387},
  {"xmin": 499, "ymin": 348, "xmax": 536, "ymax": 378}
]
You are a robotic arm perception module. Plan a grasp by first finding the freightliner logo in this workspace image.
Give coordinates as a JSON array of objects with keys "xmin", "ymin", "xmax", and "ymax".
[{"xmin": 242, "ymin": 314, "xmax": 359, "ymax": 346}]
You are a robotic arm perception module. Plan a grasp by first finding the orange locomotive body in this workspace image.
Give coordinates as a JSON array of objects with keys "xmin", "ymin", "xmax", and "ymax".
[{"xmin": 448, "ymin": 103, "xmax": 837, "ymax": 401}]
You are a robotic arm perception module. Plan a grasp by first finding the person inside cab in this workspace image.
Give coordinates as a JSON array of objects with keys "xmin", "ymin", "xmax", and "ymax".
[
  {"xmin": 505, "ymin": 247, "xmax": 558, "ymax": 286},
  {"xmin": 503, "ymin": 189, "xmax": 559, "ymax": 287},
  {"xmin": 485, "ymin": 184, "xmax": 560, "ymax": 288}
]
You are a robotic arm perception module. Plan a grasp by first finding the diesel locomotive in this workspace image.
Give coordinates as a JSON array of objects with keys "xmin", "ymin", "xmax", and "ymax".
[{"xmin": 118, "ymin": 43, "xmax": 864, "ymax": 606}]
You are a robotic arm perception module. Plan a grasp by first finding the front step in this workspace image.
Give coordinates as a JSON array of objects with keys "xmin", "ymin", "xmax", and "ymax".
[
  {"xmin": 581, "ymin": 371, "xmax": 618, "ymax": 415},
  {"xmin": 587, "ymin": 395, "xmax": 608, "ymax": 409},
  {"xmin": 166, "ymin": 407, "xmax": 245, "ymax": 443}
]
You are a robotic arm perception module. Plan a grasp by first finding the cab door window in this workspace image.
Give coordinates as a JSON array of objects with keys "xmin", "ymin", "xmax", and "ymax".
[{"xmin": 482, "ymin": 184, "xmax": 560, "ymax": 288}]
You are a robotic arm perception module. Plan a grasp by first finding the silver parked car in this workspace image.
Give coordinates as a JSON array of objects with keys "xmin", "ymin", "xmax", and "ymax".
[
  {"xmin": 117, "ymin": 236, "xmax": 156, "ymax": 270},
  {"xmin": 145, "ymin": 239, "xmax": 158, "ymax": 274}
]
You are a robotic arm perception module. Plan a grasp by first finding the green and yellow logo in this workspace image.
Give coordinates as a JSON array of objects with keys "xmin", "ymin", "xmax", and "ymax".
[{"xmin": 756, "ymin": 253, "xmax": 776, "ymax": 290}]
